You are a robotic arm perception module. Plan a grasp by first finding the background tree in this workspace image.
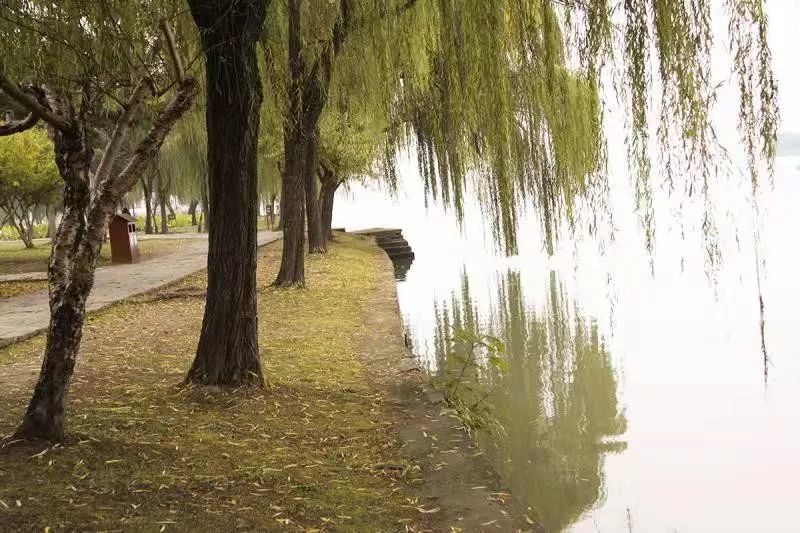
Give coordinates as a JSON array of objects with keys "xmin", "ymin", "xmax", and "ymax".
[
  {"xmin": 317, "ymin": 98, "xmax": 394, "ymax": 243},
  {"xmin": 0, "ymin": 127, "xmax": 61, "ymax": 247},
  {"xmin": 0, "ymin": 1, "xmax": 197, "ymax": 441},
  {"xmin": 157, "ymin": 108, "xmax": 207, "ymax": 228},
  {"xmin": 262, "ymin": 0, "xmax": 418, "ymax": 285}
]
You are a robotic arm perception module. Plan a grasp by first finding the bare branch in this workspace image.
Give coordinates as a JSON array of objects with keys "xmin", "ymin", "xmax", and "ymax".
[
  {"xmin": 111, "ymin": 78, "xmax": 198, "ymax": 199},
  {"xmin": 160, "ymin": 19, "xmax": 186, "ymax": 83},
  {"xmin": 0, "ymin": 63, "xmax": 72, "ymax": 132},
  {"xmin": 0, "ymin": 111, "xmax": 38, "ymax": 136},
  {"xmin": 93, "ymin": 77, "xmax": 153, "ymax": 190}
]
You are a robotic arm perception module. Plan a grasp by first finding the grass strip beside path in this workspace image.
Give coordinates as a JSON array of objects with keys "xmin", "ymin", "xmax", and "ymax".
[{"xmin": 0, "ymin": 238, "xmax": 196, "ymax": 275}]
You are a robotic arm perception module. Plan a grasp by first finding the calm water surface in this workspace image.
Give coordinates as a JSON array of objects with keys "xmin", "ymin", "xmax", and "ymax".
[{"xmin": 334, "ymin": 149, "xmax": 800, "ymax": 531}]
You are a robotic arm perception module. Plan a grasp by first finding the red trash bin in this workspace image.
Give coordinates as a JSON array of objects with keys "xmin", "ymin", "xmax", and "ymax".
[{"xmin": 108, "ymin": 213, "xmax": 140, "ymax": 264}]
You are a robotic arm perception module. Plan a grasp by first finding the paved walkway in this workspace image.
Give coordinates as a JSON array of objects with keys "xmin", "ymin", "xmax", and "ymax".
[{"xmin": 0, "ymin": 231, "xmax": 281, "ymax": 347}]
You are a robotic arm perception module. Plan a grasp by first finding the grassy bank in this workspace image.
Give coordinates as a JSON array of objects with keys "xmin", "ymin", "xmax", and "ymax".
[{"xmin": 0, "ymin": 235, "xmax": 420, "ymax": 531}]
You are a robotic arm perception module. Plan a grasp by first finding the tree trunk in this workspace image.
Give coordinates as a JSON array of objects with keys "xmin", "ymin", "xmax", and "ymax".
[
  {"xmin": 156, "ymin": 168, "xmax": 169, "ymax": 234},
  {"xmin": 318, "ymin": 166, "xmax": 339, "ymax": 244},
  {"xmin": 188, "ymin": 198, "xmax": 199, "ymax": 226},
  {"xmin": 16, "ymin": 118, "xmax": 94, "ymax": 441},
  {"xmin": 269, "ymin": 193, "xmax": 277, "ymax": 230},
  {"xmin": 46, "ymin": 204, "xmax": 58, "ymax": 241},
  {"xmin": 304, "ymin": 130, "xmax": 325, "ymax": 253},
  {"xmin": 187, "ymin": 0, "xmax": 266, "ymax": 386},
  {"xmin": 159, "ymin": 195, "xmax": 168, "ymax": 234},
  {"xmin": 141, "ymin": 176, "xmax": 154, "ymax": 234},
  {"xmin": 274, "ymin": 0, "xmax": 309, "ymax": 286},
  {"xmin": 277, "ymin": 186, "xmax": 285, "ymax": 230},
  {"xmin": 16, "ymin": 220, "xmax": 34, "ymax": 248}
]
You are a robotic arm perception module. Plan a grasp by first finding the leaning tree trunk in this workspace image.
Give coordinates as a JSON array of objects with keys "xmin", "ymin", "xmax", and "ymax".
[
  {"xmin": 3, "ymin": 30, "xmax": 197, "ymax": 443},
  {"xmin": 186, "ymin": 0, "xmax": 266, "ymax": 386},
  {"xmin": 16, "ymin": 116, "xmax": 94, "ymax": 441}
]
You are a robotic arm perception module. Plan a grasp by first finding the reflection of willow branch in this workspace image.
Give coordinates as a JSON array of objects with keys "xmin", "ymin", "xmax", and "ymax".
[{"xmin": 431, "ymin": 266, "xmax": 626, "ymax": 532}]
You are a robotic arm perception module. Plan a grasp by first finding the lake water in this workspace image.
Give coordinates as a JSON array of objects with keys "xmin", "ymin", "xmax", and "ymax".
[{"xmin": 333, "ymin": 148, "xmax": 800, "ymax": 531}]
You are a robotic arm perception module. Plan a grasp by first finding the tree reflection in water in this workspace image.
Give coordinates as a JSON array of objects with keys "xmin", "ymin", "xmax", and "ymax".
[{"xmin": 431, "ymin": 269, "xmax": 627, "ymax": 531}]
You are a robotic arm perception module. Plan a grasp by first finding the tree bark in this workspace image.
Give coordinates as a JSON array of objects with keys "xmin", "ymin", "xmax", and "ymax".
[
  {"xmin": 318, "ymin": 165, "xmax": 339, "ymax": 244},
  {"xmin": 16, "ymin": 103, "xmax": 94, "ymax": 440},
  {"xmin": 200, "ymin": 176, "xmax": 209, "ymax": 232},
  {"xmin": 274, "ymin": 0, "xmax": 308, "ymax": 286},
  {"xmin": 275, "ymin": 0, "xmax": 350, "ymax": 262},
  {"xmin": 158, "ymin": 197, "xmax": 167, "ymax": 233},
  {"xmin": 304, "ymin": 129, "xmax": 325, "ymax": 253},
  {"xmin": 156, "ymin": 167, "xmax": 169, "ymax": 234},
  {"xmin": 141, "ymin": 174, "xmax": 154, "ymax": 234},
  {"xmin": 186, "ymin": 0, "xmax": 266, "ymax": 386},
  {"xmin": 188, "ymin": 198, "xmax": 199, "ymax": 226}
]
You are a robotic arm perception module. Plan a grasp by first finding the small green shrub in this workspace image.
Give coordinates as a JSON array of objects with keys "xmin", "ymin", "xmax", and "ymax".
[
  {"xmin": 135, "ymin": 212, "xmax": 195, "ymax": 230},
  {"xmin": 434, "ymin": 328, "xmax": 508, "ymax": 435},
  {"xmin": 0, "ymin": 223, "xmax": 48, "ymax": 241}
]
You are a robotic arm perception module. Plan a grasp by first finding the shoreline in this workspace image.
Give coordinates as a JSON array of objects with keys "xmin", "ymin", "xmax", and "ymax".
[{"xmin": 356, "ymin": 243, "xmax": 529, "ymax": 531}]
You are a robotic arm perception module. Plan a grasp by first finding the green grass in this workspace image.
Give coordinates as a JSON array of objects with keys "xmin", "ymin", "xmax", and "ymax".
[
  {"xmin": 0, "ymin": 238, "xmax": 195, "ymax": 276},
  {"xmin": 0, "ymin": 279, "xmax": 48, "ymax": 299},
  {"xmin": 0, "ymin": 235, "xmax": 419, "ymax": 531}
]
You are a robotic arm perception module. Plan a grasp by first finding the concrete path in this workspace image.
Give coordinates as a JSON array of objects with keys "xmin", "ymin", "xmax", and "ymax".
[{"xmin": 0, "ymin": 230, "xmax": 281, "ymax": 348}]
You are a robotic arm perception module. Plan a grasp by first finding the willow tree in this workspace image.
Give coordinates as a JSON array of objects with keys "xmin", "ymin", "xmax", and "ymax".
[
  {"xmin": 0, "ymin": 2, "xmax": 196, "ymax": 441},
  {"xmin": 262, "ymin": 0, "xmax": 418, "ymax": 285},
  {"xmin": 184, "ymin": 0, "xmax": 268, "ymax": 386},
  {"xmin": 394, "ymin": 1, "xmax": 776, "ymax": 261},
  {"xmin": 156, "ymin": 109, "xmax": 208, "ymax": 227},
  {"xmin": 317, "ymin": 95, "xmax": 394, "ymax": 243}
]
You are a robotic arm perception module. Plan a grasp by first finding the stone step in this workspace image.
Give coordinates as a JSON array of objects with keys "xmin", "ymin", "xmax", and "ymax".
[
  {"xmin": 378, "ymin": 240, "xmax": 410, "ymax": 251},
  {"xmin": 390, "ymin": 251, "xmax": 414, "ymax": 260},
  {"xmin": 385, "ymin": 248, "xmax": 414, "ymax": 259},
  {"xmin": 363, "ymin": 229, "xmax": 402, "ymax": 239},
  {"xmin": 376, "ymin": 235, "xmax": 407, "ymax": 245}
]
